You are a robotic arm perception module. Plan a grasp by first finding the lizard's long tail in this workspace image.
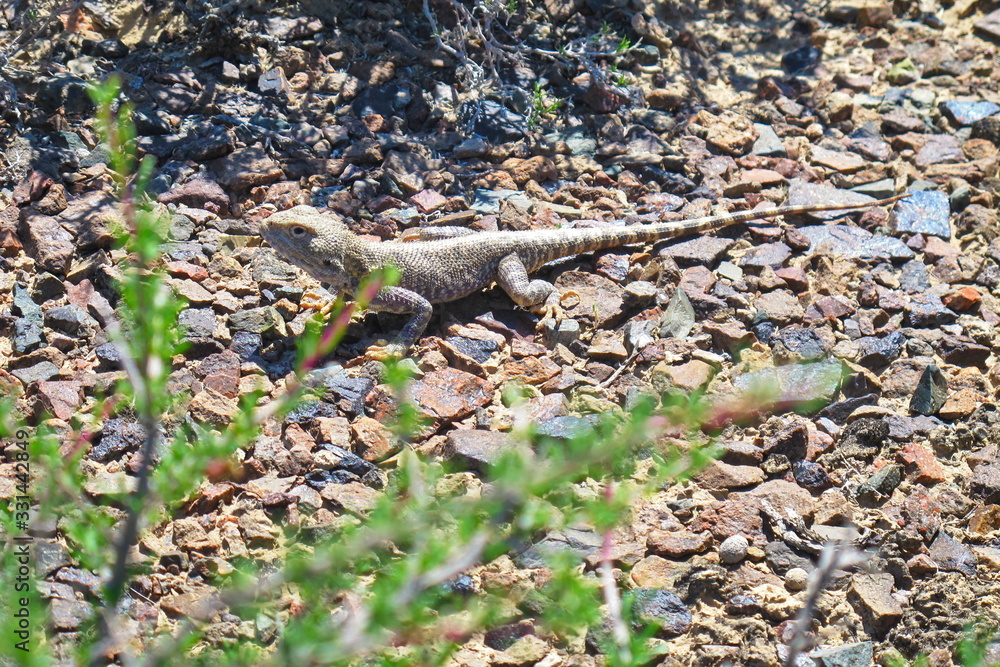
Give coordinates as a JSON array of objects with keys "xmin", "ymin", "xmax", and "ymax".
[{"xmin": 540, "ymin": 193, "xmax": 910, "ymax": 261}]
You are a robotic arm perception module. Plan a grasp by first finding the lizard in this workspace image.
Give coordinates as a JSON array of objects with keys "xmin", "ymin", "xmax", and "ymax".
[{"xmin": 261, "ymin": 194, "xmax": 908, "ymax": 357}]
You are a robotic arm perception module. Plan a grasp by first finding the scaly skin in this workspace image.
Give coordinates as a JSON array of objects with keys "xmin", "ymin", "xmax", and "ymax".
[{"xmin": 261, "ymin": 194, "xmax": 908, "ymax": 355}]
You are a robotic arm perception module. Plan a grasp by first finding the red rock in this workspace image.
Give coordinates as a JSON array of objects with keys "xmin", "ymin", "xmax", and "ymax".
[
  {"xmin": 35, "ymin": 380, "xmax": 83, "ymax": 420},
  {"xmin": 351, "ymin": 416, "xmax": 398, "ymax": 462},
  {"xmin": 502, "ymin": 356, "xmax": 561, "ymax": 385},
  {"xmin": 691, "ymin": 497, "xmax": 765, "ymax": 545},
  {"xmin": 774, "ymin": 266, "xmax": 809, "ymax": 291},
  {"xmin": 646, "ymin": 530, "xmax": 713, "ymax": 557},
  {"xmin": 695, "ymin": 461, "xmax": 765, "ymax": 490},
  {"xmin": 409, "ymin": 189, "xmax": 449, "ymax": 214},
  {"xmin": 156, "ymin": 177, "xmax": 230, "ymax": 216},
  {"xmin": 897, "ymin": 442, "xmax": 946, "ymax": 484},
  {"xmin": 411, "ymin": 368, "xmax": 493, "ymax": 421},
  {"xmin": 165, "ymin": 260, "xmax": 209, "ymax": 281},
  {"xmin": 942, "ymin": 286, "xmax": 982, "ymax": 312}
]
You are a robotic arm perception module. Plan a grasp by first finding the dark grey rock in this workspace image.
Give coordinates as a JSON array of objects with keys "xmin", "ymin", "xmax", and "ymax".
[
  {"xmin": 858, "ymin": 464, "xmax": 902, "ymax": 498},
  {"xmin": 445, "ymin": 429, "xmax": 513, "ymax": 472},
  {"xmin": 94, "ymin": 343, "xmax": 122, "ymax": 371},
  {"xmin": 631, "ymin": 589, "xmax": 692, "ymax": 636},
  {"xmin": 772, "ymin": 326, "xmax": 828, "ymax": 363},
  {"xmin": 323, "ymin": 374, "xmax": 375, "ymax": 417},
  {"xmin": 663, "ymin": 236, "xmax": 735, "ymax": 266},
  {"xmin": 939, "ymin": 100, "xmax": 1000, "ymax": 126},
  {"xmin": 37, "ymin": 74, "xmax": 94, "ymax": 114},
  {"xmin": 751, "ymin": 124, "xmax": 786, "ymax": 157},
  {"xmin": 856, "ymin": 332, "xmax": 906, "ymax": 368},
  {"xmin": 468, "ymin": 99, "xmax": 527, "ymax": 142},
  {"xmin": 91, "ymin": 419, "xmax": 146, "ymax": 462},
  {"xmin": 971, "ymin": 115, "xmax": 1000, "ymax": 144},
  {"xmin": 906, "ymin": 293, "xmax": 956, "ymax": 327},
  {"xmin": 229, "ymin": 331, "xmax": 263, "ymax": 360},
  {"xmin": 810, "ymin": 641, "xmax": 874, "ymax": 667},
  {"xmin": 891, "ymin": 190, "xmax": 951, "ymax": 238},
  {"xmin": 928, "ymin": 532, "xmax": 976, "ymax": 575},
  {"xmin": 739, "ymin": 242, "xmax": 791, "ymax": 270},
  {"xmin": 44, "ymin": 305, "xmax": 97, "ymax": 337},
  {"xmin": 445, "ymin": 336, "xmax": 498, "ymax": 364},
  {"xmin": 837, "ymin": 418, "xmax": 889, "ymax": 458},
  {"xmin": 14, "ymin": 319, "xmax": 44, "ymax": 353},
  {"xmin": 179, "ymin": 308, "xmax": 217, "ymax": 338},
  {"xmin": 11, "ymin": 361, "xmax": 60, "ymax": 384},
  {"xmin": 899, "ymin": 260, "xmax": 931, "ymax": 292},
  {"xmin": 799, "ymin": 225, "xmax": 914, "ymax": 260},
  {"xmin": 765, "ymin": 541, "xmax": 812, "ymax": 575},
  {"xmin": 792, "ymin": 460, "xmax": 831, "ymax": 489}
]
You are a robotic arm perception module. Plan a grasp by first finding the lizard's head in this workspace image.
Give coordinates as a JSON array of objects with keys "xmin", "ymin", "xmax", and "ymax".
[{"xmin": 261, "ymin": 205, "xmax": 353, "ymax": 292}]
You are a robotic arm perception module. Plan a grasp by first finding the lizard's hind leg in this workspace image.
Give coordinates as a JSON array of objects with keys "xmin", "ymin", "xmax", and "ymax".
[
  {"xmin": 365, "ymin": 286, "xmax": 434, "ymax": 358},
  {"xmin": 496, "ymin": 254, "xmax": 566, "ymax": 329}
]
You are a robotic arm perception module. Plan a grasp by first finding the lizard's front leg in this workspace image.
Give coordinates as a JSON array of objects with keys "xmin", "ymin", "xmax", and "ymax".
[
  {"xmin": 496, "ymin": 254, "xmax": 567, "ymax": 329},
  {"xmin": 365, "ymin": 286, "xmax": 434, "ymax": 358}
]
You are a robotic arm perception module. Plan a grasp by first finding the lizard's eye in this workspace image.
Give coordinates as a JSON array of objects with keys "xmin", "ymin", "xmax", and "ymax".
[{"xmin": 290, "ymin": 225, "xmax": 306, "ymax": 237}]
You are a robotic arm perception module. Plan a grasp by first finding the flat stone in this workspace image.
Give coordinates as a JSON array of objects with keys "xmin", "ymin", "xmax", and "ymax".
[
  {"xmin": 739, "ymin": 242, "xmax": 791, "ymax": 269},
  {"xmin": 695, "ymin": 461, "xmax": 766, "ymax": 490},
  {"xmin": 411, "ymin": 368, "xmax": 493, "ymax": 422},
  {"xmin": 906, "ymin": 293, "xmax": 957, "ymax": 327},
  {"xmin": 848, "ymin": 573, "xmax": 902, "ymax": 636},
  {"xmin": 444, "ymin": 429, "xmax": 513, "ymax": 472},
  {"xmin": 212, "ymin": 147, "xmax": 284, "ymax": 190},
  {"xmin": 732, "ymin": 360, "xmax": 844, "ymax": 407},
  {"xmin": 646, "ymin": 530, "xmax": 713, "ymax": 557},
  {"xmin": 320, "ymin": 481, "xmax": 380, "ymax": 515},
  {"xmin": 786, "ymin": 180, "xmax": 875, "ymax": 221},
  {"xmin": 228, "ymin": 307, "xmax": 287, "ymax": 337},
  {"xmin": 157, "ymin": 177, "xmax": 230, "ymax": 216},
  {"xmin": 928, "ymin": 531, "xmax": 976, "ymax": 575},
  {"xmin": 663, "ymin": 235, "xmax": 735, "ymax": 266},
  {"xmin": 35, "ymin": 380, "xmax": 83, "ymax": 420},
  {"xmin": 19, "ymin": 210, "xmax": 75, "ymax": 274},
  {"xmin": 751, "ymin": 123, "xmax": 786, "ymax": 156},
  {"xmin": 810, "ymin": 145, "xmax": 866, "ymax": 172},
  {"xmin": 631, "ymin": 589, "xmax": 692, "ymax": 636},
  {"xmin": 12, "ymin": 361, "xmax": 60, "ymax": 384},
  {"xmin": 891, "ymin": 190, "xmax": 951, "ymax": 238},
  {"xmin": 799, "ymin": 225, "xmax": 914, "ymax": 260},
  {"xmin": 914, "ymin": 135, "xmax": 964, "ymax": 167},
  {"xmin": 940, "ymin": 100, "xmax": 1000, "ymax": 126},
  {"xmin": 90, "ymin": 419, "xmax": 145, "ymax": 462},
  {"xmin": 897, "ymin": 442, "xmax": 945, "ymax": 484},
  {"xmin": 810, "ymin": 641, "xmax": 874, "ymax": 667}
]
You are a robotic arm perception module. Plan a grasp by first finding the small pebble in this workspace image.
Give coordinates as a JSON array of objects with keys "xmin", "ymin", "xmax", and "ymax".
[
  {"xmin": 719, "ymin": 535, "xmax": 750, "ymax": 564},
  {"xmin": 785, "ymin": 567, "xmax": 809, "ymax": 591}
]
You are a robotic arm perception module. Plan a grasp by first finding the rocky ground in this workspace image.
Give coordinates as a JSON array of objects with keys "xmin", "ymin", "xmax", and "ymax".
[{"xmin": 1, "ymin": 0, "xmax": 1000, "ymax": 665}]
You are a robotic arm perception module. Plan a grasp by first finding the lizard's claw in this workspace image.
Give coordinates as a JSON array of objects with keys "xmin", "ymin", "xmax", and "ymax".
[
  {"xmin": 364, "ymin": 339, "xmax": 405, "ymax": 362},
  {"xmin": 533, "ymin": 290, "xmax": 578, "ymax": 332}
]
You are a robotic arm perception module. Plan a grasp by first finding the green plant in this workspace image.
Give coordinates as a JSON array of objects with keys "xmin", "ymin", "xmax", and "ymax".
[{"xmin": 527, "ymin": 80, "xmax": 563, "ymax": 129}]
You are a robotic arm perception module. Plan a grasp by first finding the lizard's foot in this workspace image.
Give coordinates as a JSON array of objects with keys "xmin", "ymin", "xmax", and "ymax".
[
  {"xmin": 364, "ymin": 339, "xmax": 405, "ymax": 362},
  {"xmin": 532, "ymin": 290, "xmax": 579, "ymax": 332}
]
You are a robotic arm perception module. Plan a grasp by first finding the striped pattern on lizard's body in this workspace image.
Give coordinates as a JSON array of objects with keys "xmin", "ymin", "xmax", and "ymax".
[{"xmin": 261, "ymin": 194, "xmax": 908, "ymax": 354}]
